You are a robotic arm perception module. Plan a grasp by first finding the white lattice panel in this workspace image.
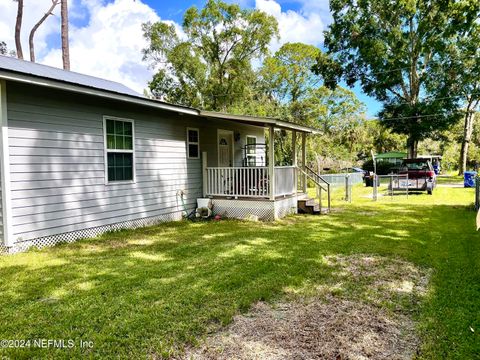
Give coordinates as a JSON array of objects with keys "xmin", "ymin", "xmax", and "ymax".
[
  {"xmin": 1, "ymin": 211, "xmax": 182, "ymax": 255},
  {"xmin": 212, "ymin": 199, "xmax": 275, "ymax": 221}
]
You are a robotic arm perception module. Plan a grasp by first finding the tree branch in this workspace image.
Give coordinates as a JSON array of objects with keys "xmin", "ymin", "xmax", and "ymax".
[{"xmin": 29, "ymin": 0, "xmax": 60, "ymax": 62}]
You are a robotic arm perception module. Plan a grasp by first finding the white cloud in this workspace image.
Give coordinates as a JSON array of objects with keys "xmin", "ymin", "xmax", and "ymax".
[
  {"xmin": 255, "ymin": 0, "xmax": 325, "ymax": 51},
  {"xmin": 42, "ymin": 0, "xmax": 159, "ymax": 94}
]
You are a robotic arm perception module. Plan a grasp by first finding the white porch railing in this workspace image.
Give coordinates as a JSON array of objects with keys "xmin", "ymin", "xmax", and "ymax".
[
  {"xmin": 275, "ymin": 166, "xmax": 296, "ymax": 197},
  {"xmin": 206, "ymin": 167, "xmax": 270, "ymax": 198},
  {"xmin": 205, "ymin": 166, "xmax": 298, "ymax": 198}
]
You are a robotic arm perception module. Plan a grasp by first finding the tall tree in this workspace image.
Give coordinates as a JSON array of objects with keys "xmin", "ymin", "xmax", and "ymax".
[
  {"xmin": 259, "ymin": 43, "xmax": 321, "ymax": 103},
  {"xmin": 316, "ymin": 0, "xmax": 478, "ymax": 157},
  {"xmin": 437, "ymin": 19, "xmax": 480, "ymax": 173},
  {"xmin": 61, "ymin": 0, "xmax": 70, "ymax": 70},
  {"xmin": 14, "ymin": 0, "xmax": 24, "ymax": 59},
  {"xmin": 142, "ymin": 0, "xmax": 278, "ymax": 111},
  {"xmin": 29, "ymin": 0, "xmax": 60, "ymax": 62}
]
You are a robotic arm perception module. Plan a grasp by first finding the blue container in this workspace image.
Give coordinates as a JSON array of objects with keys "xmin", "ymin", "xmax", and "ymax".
[{"xmin": 464, "ymin": 171, "xmax": 477, "ymax": 188}]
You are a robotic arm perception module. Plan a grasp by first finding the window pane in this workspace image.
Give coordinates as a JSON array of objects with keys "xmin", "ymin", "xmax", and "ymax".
[
  {"xmin": 124, "ymin": 153, "xmax": 133, "ymax": 166},
  {"xmin": 188, "ymin": 129, "xmax": 198, "ymax": 143},
  {"xmin": 124, "ymin": 122, "xmax": 132, "ymax": 136},
  {"xmin": 107, "ymin": 153, "xmax": 114, "ymax": 167},
  {"xmin": 107, "ymin": 153, "xmax": 133, "ymax": 182},
  {"xmin": 107, "ymin": 135, "xmax": 115, "ymax": 149},
  {"xmin": 115, "ymin": 120, "xmax": 124, "ymax": 135},
  {"xmin": 115, "ymin": 135, "xmax": 124, "ymax": 150},
  {"xmin": 106, "ymin": 120, "xmax": 115, "ymax": 134},
  {"xmin": 188, "ymin": 144, "xmax": 199, "ymax": 158},
  {"xmin": 124, "ymin": 136, "xmax": 133, "ymax": 150},
  {"xmin": 124, "ymin": 166, "xmax": 133, "ymax": 180},
  {"xmin": 108, "ymin": 167, "xmax": 116, "ymax": 181},
  {"xmin": 247, "ymin": 137, "xmax": 256, "ymax": 155},
  {"xmin": 115, "ymin": 166, "xmax": 124, "ymax": 181}
]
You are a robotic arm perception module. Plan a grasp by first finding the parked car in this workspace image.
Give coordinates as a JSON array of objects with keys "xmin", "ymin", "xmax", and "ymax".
[{"xmin": 396, "ymin": 159, "xmax": 436, "ymax": 194}]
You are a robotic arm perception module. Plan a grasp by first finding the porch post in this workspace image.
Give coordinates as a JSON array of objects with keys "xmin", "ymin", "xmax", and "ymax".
[
  {"xmin": 301, "ymin": 132, "xmax": 307, "ymax": 193},
  {"xmin": 269, "ymin": 126, "xmax": 275, "ymax": 200},
  {"xmin": 202, "ymin": 151, "xmax": 208, "ymax": 197},
  {"xmin": 292, "ymin": 130, "xmax": 297, "ymax": 194}
]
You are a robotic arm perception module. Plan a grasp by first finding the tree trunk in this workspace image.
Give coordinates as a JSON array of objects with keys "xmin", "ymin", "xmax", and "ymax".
[
  {"xmin": 61, "ymin": 0, "xmax": 70, "ymax": 70},
  {"xmin": 458, "ymin": 111, "xmax": 475, "ymax": 175},
  {"xmin": 407, "ymin": 136, "xmax": 418, "ymax": 158},
  {"xmin": 15, "ymin": 0, "xmax": 24, "ymax": 60},
  {"xmin": 29, "ymin": 0, "xmax": 60, "ymax": 62}
]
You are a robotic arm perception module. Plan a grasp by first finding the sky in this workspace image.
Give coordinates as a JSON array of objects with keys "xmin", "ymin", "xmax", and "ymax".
[{"xmin": 0, "ymin": 0, "xmax": 382, "ymax": 116}]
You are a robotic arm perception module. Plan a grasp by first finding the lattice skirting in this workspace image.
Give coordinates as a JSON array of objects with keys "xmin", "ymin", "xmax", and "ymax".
[
  {"xmin": 1, "ymin": 211, "xmax": 183, "ymax": 255},
  {"xmin": 274, "ymin": 196, "xmax": 299, "ymax": 219},
  {"xmin": 212, "ymin": 197, "xmax": 298, "ymax": 221}
]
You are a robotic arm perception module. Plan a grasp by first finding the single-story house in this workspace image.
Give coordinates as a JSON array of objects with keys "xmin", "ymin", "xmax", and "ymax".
[
  {"xmin": 0, "ymin": 56, "xmax": 327, "ymax": 254},
  {"xmin": 375, "ymin": 151, "xmax": 407, "ymax": 165}
]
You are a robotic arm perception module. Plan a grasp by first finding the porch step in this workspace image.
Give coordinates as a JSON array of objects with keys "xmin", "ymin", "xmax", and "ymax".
[{"xmin": 298, "ymin": 198, "xmax": 328, "ymax": 215}]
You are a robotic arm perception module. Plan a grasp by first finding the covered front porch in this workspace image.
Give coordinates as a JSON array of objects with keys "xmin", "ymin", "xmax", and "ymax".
[{"xmin": 198, "ymin": 112, "xmax": 329, "ymax": 220}]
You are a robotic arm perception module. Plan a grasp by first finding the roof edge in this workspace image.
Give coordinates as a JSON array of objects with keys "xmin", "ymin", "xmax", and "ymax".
[{"xmin": 200, "ymin": 110, "xmax": 319, "ymax": 134}]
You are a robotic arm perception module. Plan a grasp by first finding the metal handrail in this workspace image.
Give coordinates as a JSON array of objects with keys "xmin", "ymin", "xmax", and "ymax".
[
  {"xmin": 304, "ymin": 166, "xmax": 331, "ymax": 191},
  {"xmin": 297, "ymin": 166, "xmax": 331, "ymax": 213}
]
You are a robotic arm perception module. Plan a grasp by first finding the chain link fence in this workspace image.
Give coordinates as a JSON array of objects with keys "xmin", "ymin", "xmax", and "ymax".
[{"xmin": 372, "ymin": 174, "xmax": 409, "ymax": 201}]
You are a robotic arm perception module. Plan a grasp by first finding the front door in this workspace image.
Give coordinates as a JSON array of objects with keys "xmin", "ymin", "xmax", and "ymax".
[{"xmin": 218, "ymin": 130, "xmax": 233, "ymax": 167}]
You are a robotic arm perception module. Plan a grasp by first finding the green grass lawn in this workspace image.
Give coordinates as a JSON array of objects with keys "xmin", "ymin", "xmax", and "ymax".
[{"xmin": 0, "ymin": 183, "xmax": 479, "ymax": 359}]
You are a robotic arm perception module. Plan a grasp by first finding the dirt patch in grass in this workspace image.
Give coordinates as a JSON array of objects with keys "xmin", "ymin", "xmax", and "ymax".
[{"xmin": 180, "ymin": 255, "xmax": 430, "ymax": 360}]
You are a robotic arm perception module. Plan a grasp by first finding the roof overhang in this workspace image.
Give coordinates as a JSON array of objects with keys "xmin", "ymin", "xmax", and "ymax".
[
  {"xmin": 0, "ymin": 69, "xmax": 319, "ymax": 134},
  {"xmin": 200, "ymin": 111, "xmax": 319, "ymax": 134}
]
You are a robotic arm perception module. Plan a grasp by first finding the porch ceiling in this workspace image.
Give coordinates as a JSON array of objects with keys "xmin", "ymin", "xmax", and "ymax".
[{"xmin": 200, "ymin": 110, "xmax": 320, "ymax": 134}]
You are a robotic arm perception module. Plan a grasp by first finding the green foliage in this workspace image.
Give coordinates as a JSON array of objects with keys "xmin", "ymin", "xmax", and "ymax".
[
  {"xmin": 259, "ymin": 42, "xmax": 321, "ymax": 103},
  {"xmin": 319, "ymin": 0, "xmax": 479, "ymax": 154},
  {"xmin": 142, "ymin": 0, "xmax": 279, "ymax": 111}
]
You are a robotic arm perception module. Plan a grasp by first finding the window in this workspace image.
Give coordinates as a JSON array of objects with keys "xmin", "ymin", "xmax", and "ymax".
[
  {"xmin": 187, "ymin": 128, "xmax": 200, "ymax": 159},
  {"xmin": 104, "ymin": 117, "xmax": 134, "ymax": 183},
  {"xmin": 246, "ymin": 136, "xmax": 256, "ymax": 166}
]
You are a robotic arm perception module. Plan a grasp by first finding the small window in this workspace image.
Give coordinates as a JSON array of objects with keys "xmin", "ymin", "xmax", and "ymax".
[
  {"xmin": 104, "ymin": 118, "xmax": 134, "ymax": 183},
  {"xmin": 187, "ymin": 128, "xmax": 200, "ymax": 159},
  {"xmin": 246, "ymin": 136, "xmax": 256, "ymax": 166}
]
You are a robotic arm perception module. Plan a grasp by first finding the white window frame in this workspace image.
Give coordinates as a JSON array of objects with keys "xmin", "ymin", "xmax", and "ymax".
[
  {"xmin": 246, "ymin": 135, "xmax": 257, "ymax": 167},
  {"xmin": 103, "ymin": 116, "xmax": 136, "ymax": 185},
  {"xmin": 187, "ymin": 127, "xmax": 200, "ymax": 159}
]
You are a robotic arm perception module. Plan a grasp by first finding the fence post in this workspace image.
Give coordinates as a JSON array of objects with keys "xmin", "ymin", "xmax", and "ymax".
[
  {"xmin": 373, "ymin": 174, "xmax": 377, "ymax": 201},
  {"xmin": 476, "ymin": 175, "xmax": 480, "ymax": 210},
  {"xmin": 345, "ymin": 174, "xmax": 351, "ymax": 202}
]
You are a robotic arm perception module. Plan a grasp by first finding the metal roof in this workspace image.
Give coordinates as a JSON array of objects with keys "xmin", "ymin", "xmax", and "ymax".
[
  {"xmin": 0, "ymin": 55, "xmax": 141, "ymax": 97},
  {"xmin": 0, "ymin": 56, "xmax": 318, "ymax": 134}
]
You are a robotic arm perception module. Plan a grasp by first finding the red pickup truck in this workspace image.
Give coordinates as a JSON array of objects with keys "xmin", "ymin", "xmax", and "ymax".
[{"xmin": 397, "ymin": 159, "xmax": 436, "ymax": 194}]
